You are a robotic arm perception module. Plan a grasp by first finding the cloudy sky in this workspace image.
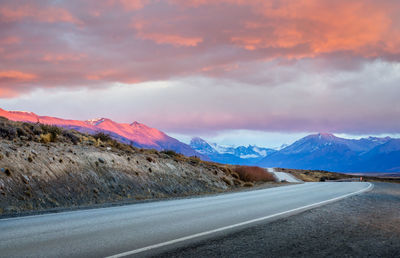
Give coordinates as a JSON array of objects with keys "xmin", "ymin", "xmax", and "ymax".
[{"xmin": 1, "ymin": 0, "xmax": 400, "ymax": 147}]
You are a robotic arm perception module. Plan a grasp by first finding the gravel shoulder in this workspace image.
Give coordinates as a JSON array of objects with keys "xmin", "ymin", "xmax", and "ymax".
[{"xmin": 155, "ymin": 182, "xmax": 400, "ymax": 258}]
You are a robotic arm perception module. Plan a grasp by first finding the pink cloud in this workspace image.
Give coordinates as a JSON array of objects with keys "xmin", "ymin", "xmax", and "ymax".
[
  {"xmin": 0, "ymin": 36, "xmax": 21, "ymax": 45},
  {"xmin": 0, "ymin": 4, "xmax": 82, "ymax": 25},
  {"xmin": 108, "ymin": 0, "xmax": 149, "ymax": 11},
  {"xmin": 0, "ymin": 0, "xmax": 399, "ymax": 100},
  {"xmin": 42, "ymin": 53, "xmax": 87, "ymax": 63},
  {"xmin": 0, "ymin": 70, "xmax": 37, "ymax": 81}
]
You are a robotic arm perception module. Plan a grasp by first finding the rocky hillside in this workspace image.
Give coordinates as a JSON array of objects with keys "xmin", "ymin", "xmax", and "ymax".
[{"xmin": 0, "ymin": 117, "xmax": 275, "ymax": 217}]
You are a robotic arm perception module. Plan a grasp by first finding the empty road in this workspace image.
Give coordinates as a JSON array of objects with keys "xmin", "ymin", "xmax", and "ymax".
[
  {"xmin": 267, "ymin": 168, "xmax": 303, "ymax": 183},
  {"xmin": 0, "ymin": 182, "xmax": 372, "ymax": 258}
]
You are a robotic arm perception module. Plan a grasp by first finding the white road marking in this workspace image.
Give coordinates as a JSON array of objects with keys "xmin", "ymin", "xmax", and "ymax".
[{"xmin": 106, "ymin": 183, "xmax": 373, "ymax": 258}]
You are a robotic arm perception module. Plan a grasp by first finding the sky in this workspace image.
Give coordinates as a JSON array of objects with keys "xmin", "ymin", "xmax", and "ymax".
[{"xmin": 1, "ymin": 0, "xmax": 400, "ymax": 147}]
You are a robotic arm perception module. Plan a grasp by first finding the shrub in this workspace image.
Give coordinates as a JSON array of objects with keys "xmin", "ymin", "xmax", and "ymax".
[
  {"xmin": 233, "ymin": 178, "xmax": 242, "ymax": 186},
  {"xmin": 243, "ymin": 182, "xmax": 254, "ymax": 187},
  {"xmin": 40, "ymin": 124, "xmax": 62, "ymax": 142},
  {"xmin": 231, "ymin": 172, "xmax": 240, "ymax": 179},
  {"xmin": 146, "ymin": 156, "xmax": 154, "ymax": 162},
  {"xmin": 233, "ymin": 165, "xmax": 275, "ymax": 182},
  {"xmin": 93, "ymin": 132, "xmax": 112, "ymax": 142},
  {"xmin": 221, "ymin": 176, "xmax": 233, "ymax": 186},
  {"xmin": 63, "ymin": 131, "xmax": 80, "ymax": 144},
  {"xmin": 189, "ymin": 156, "xmax": 201, "ymax": 166},
  {"xmin": 0, "ymin": 124, "xmax": 17, "ymax": 140},
  {"xmin": 40, "ymin": 133, "xmax": 52, "ymax": 143},
  {"xmin": 161, "ymin": 150, "xmax": 179, "ymax": 157}
]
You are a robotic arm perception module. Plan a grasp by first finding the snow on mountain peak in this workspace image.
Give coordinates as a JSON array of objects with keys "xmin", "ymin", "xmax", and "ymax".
[{"xmin": 86, "ymin": 118, "xmax": 107, "ymax": 126}]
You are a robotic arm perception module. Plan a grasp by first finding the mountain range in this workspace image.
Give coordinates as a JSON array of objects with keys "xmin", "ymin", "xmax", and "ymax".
[
  {"xmin": 257, "ymin": 133, "xmax": 400, "ymax": 173},
  {"xmin": 1, "ymin": 108, "xmax": 399, "ymax": 173},
  {"xmin": 190, "ymin": 137, "xmax": 276, "ymax": 165},
  {"xmin": 0, "ymin": 108, "xmax": 200, "ymax": 157}
]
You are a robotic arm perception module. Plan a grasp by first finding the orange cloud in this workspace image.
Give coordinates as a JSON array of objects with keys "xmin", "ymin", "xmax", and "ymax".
[
  {"xmin": 86, "ymin": 70, "xmax": 140, "ymax": 84},
  {"xmin": 0, "ymin": 4, "xmax": 82, "ymax": 25},
  {"xmin": 132, "ymin": 20, "xmax": 203, "ymax": 47},
  {"xmin": 0, "ymin": 70, "xmax": 37, "ymax": 82},
  {"xmin": 107, "ymin": 0, "xmax": 149, "ymax": 11},
  {"xmin": 42, "ymin": 53, "xmax": 87, "ymax": 63},
  {"xmin": 139, "ymin": 33, "xmax": 203, "ymax": 47},
  {"xmin": 228, "ymin": 1, "xmax": 395, "ymax": 57}
]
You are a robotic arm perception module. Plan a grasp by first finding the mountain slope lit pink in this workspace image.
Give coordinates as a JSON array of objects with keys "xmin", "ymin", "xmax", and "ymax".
[{"xmin": 0, "ymin": 108, "xmax": 199, "ymax": 156}]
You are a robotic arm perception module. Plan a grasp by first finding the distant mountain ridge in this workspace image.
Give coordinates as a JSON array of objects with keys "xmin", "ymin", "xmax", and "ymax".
[
  {"xmin": 1, "ymin": 108, "xmax": 399, "ymax": 172},
  {"xmin": 257, "ymin": 133, "xmax": 400, "ymax": 173},
  {"xmin": 190, "ymin": 137, "xmax": 276, "ymax": 165},
  {"xmin": 0, "ymin": 108, "xmax": 201, "ymax": 157}
]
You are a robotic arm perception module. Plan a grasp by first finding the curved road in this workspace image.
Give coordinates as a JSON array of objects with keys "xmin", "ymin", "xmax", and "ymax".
[
  {"xmin": 267, "ymin": 168, "xmax": 303, "ymax": 183},
  {"xmin": 0, "ymin": 182, "xmax": 372, "ymax": 258}
]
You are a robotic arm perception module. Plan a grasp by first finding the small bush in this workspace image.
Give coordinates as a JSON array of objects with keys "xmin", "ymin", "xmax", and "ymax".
[
  {"xmin": 40, "ymin": 133, "xmax": 53, "ymax": 143},
  {"xmin": 93, "ymin": 132, "xmax": 112, "ymax": 142},
  {"xmin": 63, "ymin": 131, "xmax": 80, "ymax": 144},
  {"xmin": 231, "ymin": 172, "xmax": 240, "ymax": 179},
  {"xmin": 243, "ymin": 182, "xmax": 254, "ymax": 187},
  {"xmin": 161, "ymin": 150, "xmax": 179, "ymax": 157},
  {"xmin": 0, "ymin": 124, "xmax": 17, "ymax": 140},
  {"xmin": 233, "ymin": 178, "xmax": 242, "ymax": 186},
  {"xmin": 5, "ymin": 168, "xmax": 11, "ymax": 176},
  {"xmin": 221, "ymin": 176, "xmax": 233, "ymax": 186},
  {"xmin": 40, "ymin": 124, "xmax": 62, "ymax": 142},
  {"xmin": 146, "ymin": 156, "xmax": 154, "ymax": 162},
  {"xmin": 233, "ymin": 165, "xmax": 275, "ymax": 182},
  {"xmin": 189, "ymin": 156, "xmax": 201, "ymax": 166}
]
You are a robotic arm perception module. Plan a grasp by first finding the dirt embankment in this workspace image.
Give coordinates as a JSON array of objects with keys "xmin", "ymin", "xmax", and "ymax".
[{"xmin": 0, "ymin": 118, "xmax": 276, "ymax": 217}]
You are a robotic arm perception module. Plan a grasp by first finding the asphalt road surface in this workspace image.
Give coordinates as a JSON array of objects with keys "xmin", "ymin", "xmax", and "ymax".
[
  {"xmin": 0, "ymin": 182, "xmax": 372, "ymax": 258},
  {"xmin": 158, "ymin": 182, "xmax": 400, "ymax": 258},
  {"xmin": 274, "ymin": 172, "xmax": 303, "ymax": 183},
  {"xmin": 266, "ymin": 168, "xmax": 303, "ymax": 183}
]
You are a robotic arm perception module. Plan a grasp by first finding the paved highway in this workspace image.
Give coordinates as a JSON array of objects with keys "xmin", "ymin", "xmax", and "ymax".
[
  {"xmin": 266, "ymin": 168, "xmax": 303, "ymax": 183},
  {"xmin": 0, "ymin": 182, "xmax": 372, "ymax": 258}
]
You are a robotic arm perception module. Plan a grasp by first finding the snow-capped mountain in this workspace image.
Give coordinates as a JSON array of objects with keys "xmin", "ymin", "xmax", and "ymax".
[
  {"xmin": 257, "ymin": 133, "xmax": 399, "ymax": 172},
  {"xmin": 0, "ymin": 108, "xmax": 202, "ymax": 157},
  {"xmin": 190, "ymin": 137, "xmax": 276, "ymax": 165}
]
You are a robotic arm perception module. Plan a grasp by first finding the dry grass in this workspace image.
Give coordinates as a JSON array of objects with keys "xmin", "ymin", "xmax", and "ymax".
[
  {"xmin": 233, "ymin": 165, "xmax": 275, "ymax": 182},
  {"xmin": 40, "ymin": 133, "xmax": 52, "ymax": 143}
]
